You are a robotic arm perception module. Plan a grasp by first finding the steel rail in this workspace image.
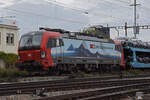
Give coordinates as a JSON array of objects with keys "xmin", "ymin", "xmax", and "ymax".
[
  {"xmin": 33, "ymin": 82, "xmax": 150, "ymax": 100},
  {"xmin": 0, "ymin": 74, "xmax": 149, "ymax": 88},
  {"xmin": 0, "ymin": 77, "xmax": 150, "ymax": 96}
]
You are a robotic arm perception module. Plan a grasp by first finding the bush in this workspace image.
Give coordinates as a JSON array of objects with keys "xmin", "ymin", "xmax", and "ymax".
[
  {"xmin": 0, "ymin": 52, "xmax": 29, "ymax": 82},
  {"xmin": 0, "ymin": 68, "xmax": 7, "ymax": 77},
  {"xmin": 0, "ymin": 51, "xmax": 18, "ymax": 65}
]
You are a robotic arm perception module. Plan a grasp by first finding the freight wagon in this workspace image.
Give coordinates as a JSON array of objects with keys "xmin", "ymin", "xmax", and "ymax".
[{"xmin": 118, "ymin": 38, "xmax": 150, "ymax": 69}]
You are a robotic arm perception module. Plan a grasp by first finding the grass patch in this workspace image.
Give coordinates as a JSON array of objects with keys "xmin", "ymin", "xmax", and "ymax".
[
  {"xmin": 69, "ymin": 71, "xmax": 92, "ymax": 78},
  {"xmin": 122, "ymin": 69, "xmax": 150, "ymax": 75},
  {"xmin": 0, "ymin": 52, "xmax": 27, "ymax": 82},
  {"xmin": 69, "ymin": 69, "xmax": 150, "ymax": 79},
  {"xmin": 69, "ymin": 71, "xmax": 115, "ymax": 79},
  {"xmin": 0, "ymin": 68, "xmax": 28, "ymax": 82}
]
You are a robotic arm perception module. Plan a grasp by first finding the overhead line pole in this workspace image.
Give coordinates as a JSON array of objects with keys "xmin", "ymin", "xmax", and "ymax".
[
  {"xmin": 108, "ymin": 25, "xmax": 150, "ymax": 29},
  {"xmin": 125, "ymin": 22, "xmax": 127, "ymax": 37},
  {"xmin": 134, "ymin": 0, "xmax": 137, "ymax": 38},
  {"xmin": 130, "ymin": 0, "xmax": 140, "ymax": 38},
  {"xmin": 105, "ymin": 24, "xmax": 150, "ymax": 37}
]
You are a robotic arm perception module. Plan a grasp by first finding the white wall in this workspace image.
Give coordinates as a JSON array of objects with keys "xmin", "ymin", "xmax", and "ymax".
[{"xmin": 0, "ymin": 24, "xmax": 19, "ymax": 54}]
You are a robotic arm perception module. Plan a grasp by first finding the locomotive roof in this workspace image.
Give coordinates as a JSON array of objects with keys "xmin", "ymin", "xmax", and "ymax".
[
  {"xmin": 39, "ymin": 27, "xmax": 113, "ymax": 43},
  {"xmin": 61, "ymin": 32, "xmax": 113, "ymax": 43},
  {"xmin": 22, "ymin": 31, "xmax": 44, "ymax": 36},
  {"xmin": 22, "ymin": 30, "xmax": 114, "ymax": 43}
]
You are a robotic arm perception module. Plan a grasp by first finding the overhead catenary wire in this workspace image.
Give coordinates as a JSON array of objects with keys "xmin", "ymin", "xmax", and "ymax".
[
  {"xmin": 1, "ymin": 7, "xmax": 87, "ymax": 33},
  {"xmin": 45, "ymin": 0, "xmax": 88, "ymax": 13},
  {"xmin": 2, "ymin": 0, "xmax": 136, "ymax": 25},
  {"xmin": 2, "ymin": 8, "xmax": 86, "ymax": 24},
  {"xmin": 2, "ymin": 0, "xmax": 150, "ymax": 19},
  {"xmin": 108, "ymin": 0, "xmax": 150, "ymax": 22},
  {"xmin": 1, "ymin": 0, "xmax": 150, "ymax": 28},
  {"xmin": 0, "ymin": 1, "xmax": 128, "ymax": 25},
  {"xmin": 1, "ymin": 0, "xmax": 150, "ymax": 39},
  {"xmin": 46, "ymin": 0, "xmax": 133, "ymax": 23},
  {"xmin": 113, "ymin": 0, "xmax": 150, "ymax": 13},
  {"xmin": 115, "ymin": 0, "xmax": 131, "ymax": 4},
  {"xmin": 2, "ymin": 1, "xmax": 125, "ymax": 25}
]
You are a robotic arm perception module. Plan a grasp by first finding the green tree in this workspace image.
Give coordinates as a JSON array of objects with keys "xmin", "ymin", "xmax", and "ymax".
[{"xmin": 81, "ymin": 27, "xmax": 110, "ymax": 39}]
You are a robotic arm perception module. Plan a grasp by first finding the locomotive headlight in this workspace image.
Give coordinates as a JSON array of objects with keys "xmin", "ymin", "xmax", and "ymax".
[{"xmin": 41, "ymin": 51, "xmax": 46, "ymax": 58}]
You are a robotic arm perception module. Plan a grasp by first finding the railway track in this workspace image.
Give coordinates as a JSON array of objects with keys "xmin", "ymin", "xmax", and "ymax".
[
  {"xmin": 33, "ymin": 82, "xmax": 150, "ymax": 100},
  {"xmin": 1, "ymin": 75, "xmax": 150, "ymax": 97}
]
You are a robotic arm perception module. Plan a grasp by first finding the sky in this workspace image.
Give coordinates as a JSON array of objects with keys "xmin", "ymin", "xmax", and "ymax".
[{"xmin": 0, "ymin": 0, "xmax": 150, "ymax": 41}]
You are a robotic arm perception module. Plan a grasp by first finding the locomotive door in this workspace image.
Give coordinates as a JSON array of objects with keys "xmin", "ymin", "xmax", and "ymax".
[
  {"xmin": 55, "ymin": 38, "xmax": 64, "ymax": 64},
  {"xmin": 48, "ymin": 38, "xmax": 64, "ymax": 66}
]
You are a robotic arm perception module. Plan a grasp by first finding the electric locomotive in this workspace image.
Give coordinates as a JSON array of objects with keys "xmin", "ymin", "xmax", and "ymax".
[{"xmin": 16, "ymin": 28, "xmax": 125, "ymax": 73}]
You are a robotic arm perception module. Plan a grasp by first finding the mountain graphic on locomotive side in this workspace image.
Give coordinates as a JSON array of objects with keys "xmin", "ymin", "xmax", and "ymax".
[{"xmin": 16, "ymin": 27, "xmax": 150, "ymax": 73}]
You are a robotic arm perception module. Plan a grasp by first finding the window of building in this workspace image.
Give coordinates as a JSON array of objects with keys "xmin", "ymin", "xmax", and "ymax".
[{"xmin": 6, "ymin": 33, "xmax": 14, "ymax": 45}]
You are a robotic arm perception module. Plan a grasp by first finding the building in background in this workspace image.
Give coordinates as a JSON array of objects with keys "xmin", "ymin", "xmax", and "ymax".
[{"xmin": 0, "ymin": 18, "xmax": 19, "ymax": 54}]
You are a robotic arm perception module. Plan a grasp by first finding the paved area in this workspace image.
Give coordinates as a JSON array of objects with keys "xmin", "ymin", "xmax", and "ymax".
[
  {"xmin": 119, "ymin": 96, "xmax": 133, "ymax": 100},
  {"xmin": 120, "ymin": 98, "xmax": 132, "ymax": 100},
  {"xmin": 0, "ymin": 95, "xmax": 31, "ymax": 100},
  {"xmin": 18, "ymin": 76, "xmax": 69, "ymax": 82}
]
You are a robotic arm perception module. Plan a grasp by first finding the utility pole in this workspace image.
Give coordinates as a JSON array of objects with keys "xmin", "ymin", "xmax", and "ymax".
[
  {"xmin": 115, "ymin": 28, "xmax": 119, "ymax": 37},
  {"xmin": 134, "ymin": 0, "xmax": 137, "ymax": 38},
  {"xmin": 134, "ymin": 0, "xmax": 138, "ymax": 38},
  {"xmin": 105, "ymin": 24, "xmax": 150, "ymax": 38},
  {"xmin": 125, "ymin": 22, "xmax": 127, "ymax": 37},
  {"xmin": 130, "ymin": 0, "xmax": 140, "ymax": 38}
]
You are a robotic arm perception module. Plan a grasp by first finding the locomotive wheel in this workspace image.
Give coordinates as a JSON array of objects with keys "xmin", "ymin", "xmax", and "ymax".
[
  {"xmin": 16, "ymin": 66, "xmax": 24, "ymax": 71},
  {"xmin": 53, "ymin": 70, "xmax": 61, "ymax": 76},
  {"xmin": 71, "ymin": 67, "xmax": 79, "ymax": 73},
  {"xmin": 84, "ymin": 64, "xmax": 93, "ymax": 73},
  {"xmin": 48, "ymin": 66, "xmax": 61, "ymax": 76}
]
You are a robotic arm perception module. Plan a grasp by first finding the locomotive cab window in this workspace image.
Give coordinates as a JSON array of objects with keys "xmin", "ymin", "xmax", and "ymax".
[
  {"xmin": 19, "ymin": 32, "xmax": 43, "ymax": 51},
  {"xmin": 59, "ymin": 38, "xmax": 64, "ymax": 46},
  {"xmin": 56, "ymin": 38, "xmax": 64, "ymax": 47},
  {"xmin": 47, "ymin": 38, "xmax": 64, "ymax": 48},
  {"xmin": 47, "ymin": 38, "xmax": 56, "ymax": 48}
]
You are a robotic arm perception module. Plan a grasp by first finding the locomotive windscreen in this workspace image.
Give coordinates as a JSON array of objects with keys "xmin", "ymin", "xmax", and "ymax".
[{"xmin": 19, "ymin": 32, "xmax": 43, "ymax": 51}]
